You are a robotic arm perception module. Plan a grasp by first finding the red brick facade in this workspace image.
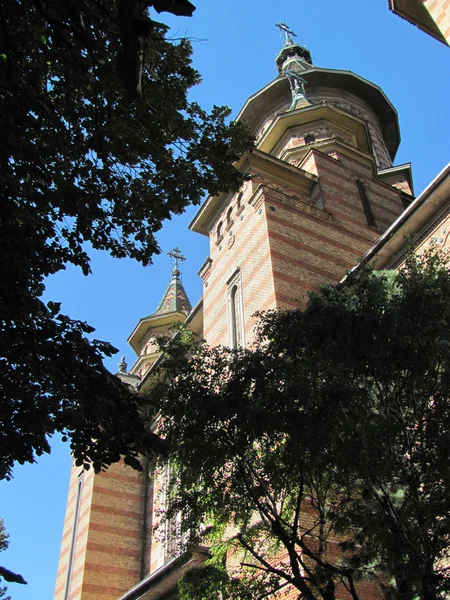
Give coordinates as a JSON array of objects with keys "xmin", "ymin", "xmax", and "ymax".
[
  {"xmin": 55, "ymin": 462, "xmax": 146, "ymax": 600},
  {"xmin": 55, "ymin": 42, "xmax": 449, "ymax": 600},
  {"xmin": 389, "ymin": 0, "xmax": 450, "ymax": 45}
]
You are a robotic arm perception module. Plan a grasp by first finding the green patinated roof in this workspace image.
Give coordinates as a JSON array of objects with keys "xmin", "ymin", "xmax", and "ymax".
[{"xmin": 153, "ymin": 267, "xmax": 192, "ymax": 316}]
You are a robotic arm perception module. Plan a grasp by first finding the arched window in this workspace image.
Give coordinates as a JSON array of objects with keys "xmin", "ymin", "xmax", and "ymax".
[
  {"xmin": 227, "ymin": 269, "xmax": 244, "ymax": 348},
  {"xmin": 216, "ymin": 221, "xmax": 223, "ymax": 244},
  {"xmin": 230, "ymin": 285, "xmax": 242, "ymax": 348},
  {"xmin": 236, "ymin": 192, "xmax": 244, "ymax": 213},
  {"xmin": 226, "ymin": 206, "xmax": 233, "ymax": 230},
  {"xmin": 305, "ymin": 134, "xmax": 315, "ymax": 145}
]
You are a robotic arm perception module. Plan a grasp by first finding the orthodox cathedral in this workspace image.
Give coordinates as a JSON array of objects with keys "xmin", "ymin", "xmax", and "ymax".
[{"xmin": 54, "ymin": 22, "xmax": 450, "ymax": 600}]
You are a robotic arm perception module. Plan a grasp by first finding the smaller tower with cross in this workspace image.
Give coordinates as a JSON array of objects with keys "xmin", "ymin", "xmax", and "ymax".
[
  {"xmin": 167, "ymin": 247, "xmax": 186, "ymax": 278},
  {"xmin": 275, "ymin": 21, "xmax": 313, "ymax": 74},
  {"xmin": 126, "ymin": 248, "xmax": 192, "ymax": 379},
  {"xmin": 275, "ymin": 22, "xmax": 312, "ymax": 109}
]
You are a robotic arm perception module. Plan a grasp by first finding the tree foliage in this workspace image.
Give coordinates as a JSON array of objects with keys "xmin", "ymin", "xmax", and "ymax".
[
  {"xmin": 0, "ymin": 519, "xmax": 27, "ymax": 598},
  {"xmin": 0, "ymin": 0, "xmax": 254, "ymax": 478},
  {"xmin": 152, "ymin": 254, "xmax": 450, "ymax": 600},
  {"xmin": 178, "ymin": 564, "xmax": 272, "ymax": 600}
]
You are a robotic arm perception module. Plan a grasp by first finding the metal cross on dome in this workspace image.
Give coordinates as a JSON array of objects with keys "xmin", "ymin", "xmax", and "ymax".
[
  {"xmin": 275, "ymin": 22, "xmax": 297, "ymax": 47},
  {"xmin": 167, "ymin": 247, "xmax": 186, "ymax": 272}
]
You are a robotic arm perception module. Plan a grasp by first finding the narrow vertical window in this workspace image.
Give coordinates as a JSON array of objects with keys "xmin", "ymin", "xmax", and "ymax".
[
  {"xmin": 162, "ymin": 463, "xmax": 179, "ymax": 562},
  {"xmin": 227, "ymin": 270, "xmax": 244, "ymax": 348},
  {"xmin": 356, "ymin": 180, "xmax": 376, "ymax": 227},
  {"xmin": 216, "ymin": 221, "xmax": 223, "ymax": 245},
  {"xmin": 226, "ymin": 206, "xmax": 234, "ymax": 230},
  {"xmin": 236, "ymin": 192, "xmax": 244, "ymax": 213},
  {"xmin": 230, "ymin": 285, "xmax": 242, "ymax": 348},
  {"xmin": 64, "ymin": 472, "xmax": 84, "ymax": 600}
]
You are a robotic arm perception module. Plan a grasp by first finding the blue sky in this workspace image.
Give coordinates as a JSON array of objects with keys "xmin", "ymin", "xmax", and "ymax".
[{"xmin": 1, "ymin": 1, "xmax": 449, "ymax": 598}]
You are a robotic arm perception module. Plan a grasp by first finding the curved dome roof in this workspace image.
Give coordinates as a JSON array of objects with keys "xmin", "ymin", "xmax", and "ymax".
[{"xmin": 237, "ymin": 67, "xmax": 400, "ymax": 161}]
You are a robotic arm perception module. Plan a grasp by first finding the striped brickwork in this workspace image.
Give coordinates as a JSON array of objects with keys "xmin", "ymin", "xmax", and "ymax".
[
  {"xmin": 55, "ymin": 55, "xmax": 415, "ymax": 600},
  {"xmin": 265, "ymin": 196, "xmax": 370, "ymax": 309},
  {"xmin": 55, "ymin": 461, "xmax": 146, "ymax": 600},
  {"xmin": 202, "ymin": 144, "xmax": 406, "ymax": 345},
  {"xmin": 148, "ymin": 470, "xmax": 168, "ymax": 574},
  {"xmin": 202, "ymin": 185, "xmax": 276, "ymax": 348},
  {"xmin": 390, "ymin": 0, "xmax": 450, "ymax": 45},
  {"xmin": 198, "ymin": 79, "xmax": 406, "ymax": 345},
  {"xmin": 305, "ymin": 89, "xmax": 393, "ymax": 170},
  {"xmin": 310, "ymin": 151, "xmax": 405, "ymax": 233},
  {"xmin": 266, "ymin": 152, "xmax": 405, "ymax": 312},
  {"xmin": 424, "ymin": 0, "xmax": 450, "ymax": 43},
  {"xmin": 55, "ymin": 466, "xmax": 94, "ymax": 600}
]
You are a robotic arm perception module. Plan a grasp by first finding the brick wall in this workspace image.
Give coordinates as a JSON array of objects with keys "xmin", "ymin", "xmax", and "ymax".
[
  {"xmin": 424, "ymin": 0, "xmax": 450, "ymax": 43},
  {"xmin": 55, "ymin": 466, "xmax": 94, "ymax": 600},
  {"xmin": 203, "ymin": 187, "xmax": 276, "ymax": 348},
  {"xmin": 55, "ymin": 462, "xmax": 145, "ymax": 600},
  {"xmin": 55, "ymin": 58, "xmax": 413, "ymax": 600},
  {"xmin": 254, "ymin": 89, "xmax": 393, "ymax": 171},
  {"xmin": 203, "ymin": 145, "xmax": 405, "ymax": 346},
  {"xmin": 306, "ymin": 88, "xmax": 393, "ymax": 170}
]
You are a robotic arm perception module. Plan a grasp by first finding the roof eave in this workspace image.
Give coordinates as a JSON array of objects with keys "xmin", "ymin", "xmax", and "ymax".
[
  {"xmin": 127, "ymin": 311, "xmax": 189, "ymax": 355},
  {"xmin": 377, "ymin": 162, "xmax": 414, "ymax": 196},
  {"xmin": 136, "ymin": 298, "xmax": 204, "ymax": 395},
  {"xmin": 389, "ymin": 0, "xmax": 449, "ymax": 45},
  {"xmin": 117, "ymin": 547, "xmax": 209, "ymax": 600}
]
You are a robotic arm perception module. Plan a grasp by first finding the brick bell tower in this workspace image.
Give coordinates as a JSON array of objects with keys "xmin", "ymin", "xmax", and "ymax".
[
  {"xmin": 55, "ymin": 25, "xmax": 414, "ymax": 600},
  {"xmin": 54, "ymin": 252, "xmax": 192, "ymax": 600},
  {"xmin": 190, "ymin": 22, "xmax": 413, "ymax": 349}
]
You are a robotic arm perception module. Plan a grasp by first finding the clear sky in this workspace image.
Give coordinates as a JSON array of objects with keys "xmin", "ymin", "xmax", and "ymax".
[{"xmin": 1, "ymin": 1, "xmax": 449, "ymax": 598}]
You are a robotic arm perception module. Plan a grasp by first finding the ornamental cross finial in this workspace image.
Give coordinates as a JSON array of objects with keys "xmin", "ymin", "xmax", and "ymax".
[
  {"xmin": 275, "ymin": 22, "xmax": 297, "ymax": 46},
  {"xmin": 167, "ymin": 247, "xmax": 185, "ymax": 274}
]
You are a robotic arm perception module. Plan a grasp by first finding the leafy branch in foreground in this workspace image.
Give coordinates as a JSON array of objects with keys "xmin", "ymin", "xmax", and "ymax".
[
  {"xmin": 0, "ymin": 519, "xmax": 26, "ymax": 597},
  {"xmin": 151, "ymin": 253, "xmax": 450, "ymax": 600},
  {"xmin": 0, "ymin": 0, "xmax": 254, "ymax": 478}
]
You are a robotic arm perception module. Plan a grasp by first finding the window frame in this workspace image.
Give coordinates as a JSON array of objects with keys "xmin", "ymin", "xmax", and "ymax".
[
  {"xmin": 225, "ymin": 205, "xmax": 234, "ymax": 231},
  {"xmin": 227, "ymin": 269, "xmax": 245, "ymax": 348},
  {"xmin": 216, "ymin": 220, "xmax": 224, "ymax": 245},
  {"xmin": 356, "ymin": 179, "xmax": 376, "ymax": 228}
]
